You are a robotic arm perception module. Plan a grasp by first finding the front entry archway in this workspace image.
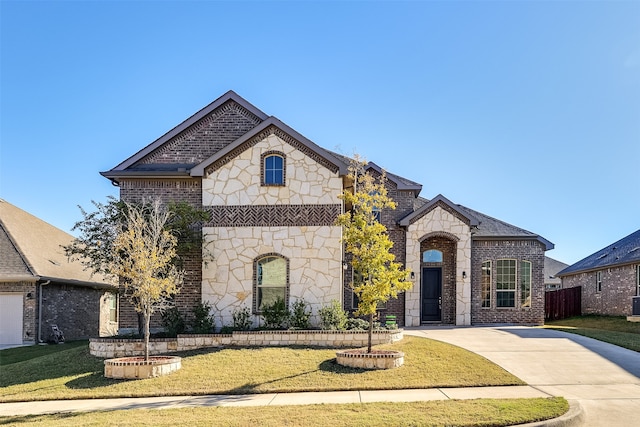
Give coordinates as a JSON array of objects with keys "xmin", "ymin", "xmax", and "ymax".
[{"xmin": 421, "ymin": 267, "xmax": 442, "ymax": 322}]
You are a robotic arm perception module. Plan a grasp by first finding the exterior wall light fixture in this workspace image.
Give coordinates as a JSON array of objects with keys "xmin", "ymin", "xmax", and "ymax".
[{"xmin": 462, "ymin": 271, "xmax": 467, "ymax": 279}]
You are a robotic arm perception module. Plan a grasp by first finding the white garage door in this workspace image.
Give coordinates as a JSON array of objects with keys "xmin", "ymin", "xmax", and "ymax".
[{"xmin": 0, "ymin": 293, "xmax": 23, "ymax": 345}]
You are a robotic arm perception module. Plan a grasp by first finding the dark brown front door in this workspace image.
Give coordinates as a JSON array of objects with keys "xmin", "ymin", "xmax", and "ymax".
[{"xmin": 421, "ymin": 267, "xmax": 442, "ymax": 322}]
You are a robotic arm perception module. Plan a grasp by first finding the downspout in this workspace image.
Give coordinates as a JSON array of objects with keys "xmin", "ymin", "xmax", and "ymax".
[{"xmin": 37, "ymin": 280, "xmax": 51, "ymax": 344}]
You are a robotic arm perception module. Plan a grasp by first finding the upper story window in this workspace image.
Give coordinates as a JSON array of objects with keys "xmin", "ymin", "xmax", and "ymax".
[
  {"xmin": 262, "ymin": 152, "xmax": 285, "ymax": 186},
  {"xmin": 422, "ymin": 249, "xmax": 443, "ymax": 263}
]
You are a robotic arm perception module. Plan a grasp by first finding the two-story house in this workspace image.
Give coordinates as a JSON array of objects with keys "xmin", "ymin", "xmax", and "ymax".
[{"xmin": 102, "ymin": 91, "xmax": 553, "ymax": 331}]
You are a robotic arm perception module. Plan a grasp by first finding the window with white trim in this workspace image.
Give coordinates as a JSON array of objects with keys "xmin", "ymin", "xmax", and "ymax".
[
  {"xmin": 596, "ymin": 270, "xmax": 602, "ymax": 293},
  {"xmin": 496, "ymin": 259, "xmax": 516, "ymax": 308},
  {"xmin": 107, "ymin": 293, "xmax": 118, "ymax": 323}
]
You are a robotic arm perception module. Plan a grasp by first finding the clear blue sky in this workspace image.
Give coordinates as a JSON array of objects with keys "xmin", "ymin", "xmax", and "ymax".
[{"xmin": 1, "ymin": 1, "xmax": 638, "ymax": 265}]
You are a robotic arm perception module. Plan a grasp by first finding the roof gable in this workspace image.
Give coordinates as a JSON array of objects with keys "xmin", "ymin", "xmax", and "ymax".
[
  {"xmin": 557, "ymin": 229, "xmax": 640, "ymax": 276},
  {"xmin": 0, "ymin": 199, "xmax": 113, "ymax": 286},
  {"xmin": 103, "ymin": 91, "xmax": 269, "ymax": 177},
  {"xmin": 191, "ymin": 117, "xmax": 349, "ymax": 177},
  {"xmin": 399, "ymin": 194, "xmax": 478, "ymax": 227}
]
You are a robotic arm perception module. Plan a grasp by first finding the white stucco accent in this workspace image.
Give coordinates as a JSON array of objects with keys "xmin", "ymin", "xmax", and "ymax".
[
  {"xmin": 202, "ymin": 226, "xmax": 343, "ymax": 329},
  {"xmin": 405, "ymin": 206, "xmax": 472, "ymax": 326},
  {"xmin": 202, "ymin": 134, "xmax": 343, "ymax": 206}
]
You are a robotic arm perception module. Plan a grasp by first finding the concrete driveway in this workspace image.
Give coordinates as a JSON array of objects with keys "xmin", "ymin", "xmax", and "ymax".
[{"xmin": 406, "ymin": 326, "xmax": 640, "ymax": 427}]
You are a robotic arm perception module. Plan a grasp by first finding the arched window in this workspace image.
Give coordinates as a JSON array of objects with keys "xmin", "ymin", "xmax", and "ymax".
[
  {"xmin": 263, "ymin": 153, "xmax": 285, "ymax": 185},
  {"xmin": 422, "ymin": 249, "xmax": 443, "ymax": 263},
  {"xmin": 254, "ymin": 254, "xmax": 288, "ymax": 312}
]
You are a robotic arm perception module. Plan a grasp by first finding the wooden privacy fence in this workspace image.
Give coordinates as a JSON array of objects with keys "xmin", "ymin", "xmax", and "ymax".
[{"xmin": 545, "ymin": 286, "xmax": 582, "ymax": 321}]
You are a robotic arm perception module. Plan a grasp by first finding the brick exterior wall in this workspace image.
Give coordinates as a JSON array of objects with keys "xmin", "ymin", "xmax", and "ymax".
[
  {"xmin": 41, "ymin": 282, "xmax": 115, "ymax": 341},
  {"xmin": 119, "ymin": 178, "xmax": 203, "ymax": 331},
  {"xmin": 471, "ymin": 239, "xmax": 546, "ymax": 325},
  {"xmin": 420, "ymin": 236, "xmax": 457, "ymax": 324},
  {"xmin": 137, "ymin": 101, "xmax": 263, "ymax": 165},
  {"xmin": 561, "ymin": 264, "xmax": 639, "ymax": 316},
  {"xmin": 1, "ymin": 281, "xmax": 37, "ymax": 342}
]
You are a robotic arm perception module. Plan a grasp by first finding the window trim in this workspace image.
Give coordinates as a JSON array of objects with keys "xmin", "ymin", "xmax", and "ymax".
[
  {"xmin": 636, "ymin": 265, "xmax": 639, "ymax": 296},
  {"xmin": 107, "ymin": 293, "xmax": 118, "ymax": 323},
  {"xmin": 261, "ymin": 151, "xmax": 286, "ymax": 186},
  {"xmin": 253, "ymin": 253, "xmax": 289, "ymax": 314},
  {"xmin": 596, "ymin": 270, "xmax": 602, "ymax": 293}
]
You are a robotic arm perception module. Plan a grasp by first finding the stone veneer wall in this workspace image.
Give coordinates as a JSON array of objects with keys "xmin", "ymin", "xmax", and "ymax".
[
  {"xmin": 0, "ymin": 281, "xmax": 37, "ymax": 343},
  {"xmin": 405, "ymin": 206, "xmax": 472, "ymax": 326},
  {"xmin": 471, "ymin": 239, "xmax": 546, "ymax": 325},
  {"xmin": 201, "ymin": 132, "xmax": 344, "ymax": 330},
  {"xmin": 202, "ymin": 226, "xmax": 343, "ymax": 329},
  {"xmin": 89, "ymin": 329, "xmax": 403, "ymax": 358},
  {"xmin": 561, "ymin": 264, "xmax": 639, "ymax": 316},
  {"xmin": 202, "ymin": 133, "xmax": 343, "ymax": 206}
]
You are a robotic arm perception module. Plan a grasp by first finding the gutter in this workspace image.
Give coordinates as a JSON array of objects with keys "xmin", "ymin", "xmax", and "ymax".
[{"xmin": 37, "ymin": 280, "xmax": 51, "ymax": 343}]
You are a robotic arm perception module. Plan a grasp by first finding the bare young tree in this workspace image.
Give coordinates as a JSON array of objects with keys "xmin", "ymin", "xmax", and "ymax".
[{"xmin": 111, "ymin": 200, "xmax": 183, "ymax": 361}]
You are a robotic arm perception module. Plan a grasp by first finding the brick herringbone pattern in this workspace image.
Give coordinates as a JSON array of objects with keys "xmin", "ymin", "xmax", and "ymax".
[{"xmin": 206, "ymin": 204, "xmax": 341, "ymax": 227}]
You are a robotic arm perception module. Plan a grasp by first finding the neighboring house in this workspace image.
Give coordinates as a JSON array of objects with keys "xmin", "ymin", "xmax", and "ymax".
[
  {"xmin": 557, "ymin": 229, "xmax": 640, "ymax": 316},
  {"xmin": 544, "ymin": 256, "xmax": 569, "ymax": 290},
  {"xmin": 101, "ymin": 90, "xmax": 554, "ymax": 331},
  {"xmin": 0, "ymin": 199, "xmax": 118, "ymax": 345}
]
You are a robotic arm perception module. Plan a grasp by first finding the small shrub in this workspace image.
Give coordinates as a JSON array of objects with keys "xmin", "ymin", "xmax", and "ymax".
[
  {"xmin": 232, "ymin": 306, "xmax": 253, "ymax": 331},
  {"xmin": 289, "ymin": 299, "xmax": 311, "ymax": 329},
  {"xmin": 219, "ymin": 325, "xmax": 234, "ymax": 334},
  {"xmin": 319, "ymin": 300, "xmax": 347, "ymax": 330},
  {"xmin": 261, "ymin": 297, "xmax": 290, "ymax": 330},
  {"xmin": 161, "ymin": 306, "xmax": 186, "ymax": 337},
  {"xmin": 191, "ymin": 301, "xmax": 215, "ymax": 334},
  {"xmin": 345, "ymin": 317, "xmax": 369, "ymax": 331}
]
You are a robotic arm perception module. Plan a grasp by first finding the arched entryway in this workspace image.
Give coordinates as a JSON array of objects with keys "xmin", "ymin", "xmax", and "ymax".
[{"xmin": 420, "ymin": 233, "xmax": 457, "ymax": 324}]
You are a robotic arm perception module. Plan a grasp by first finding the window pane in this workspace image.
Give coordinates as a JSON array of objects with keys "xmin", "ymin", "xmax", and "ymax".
[
  {"xmin": 520, "ymin": 261, "xmax": 531, "ymax": 308},
  {"xmin": 496, "ymin": 260, "xmax": 516, "ymax": 307},
  {"xmin": 258, "ymin": 257, "xmax": 286, "ymax": 286},
  {"xmin": 422, "ymin": 250, "xmax": 443, "ymax": 263},
  {"xmin": 481, "ymin": 261, "xmax": 491, "ymax": 308},
  {"xmin": 264, "ymin": 155, "xmax": 284, "ymax": 185},
  {"xmin": 256, "ymin": 256, "xmax": 287, "ymax": 311}
]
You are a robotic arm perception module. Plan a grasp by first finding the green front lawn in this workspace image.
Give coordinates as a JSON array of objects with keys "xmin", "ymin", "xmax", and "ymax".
[
  {"xmin": 1, "ymin": 398, "xmax": 569, "ymax": 427},
  {"xmin": 545, "ymin": 315, "xmax": 640, "ymax": 352},
  {"xmin": 0, "ymin": 336, "xmax": 523, "ymax": 402}
]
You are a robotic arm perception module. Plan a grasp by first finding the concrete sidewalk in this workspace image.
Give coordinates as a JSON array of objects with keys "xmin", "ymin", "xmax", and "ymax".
[{"xmin": 0, "ymin": 385, "xmax": 554, "ymax": 417}]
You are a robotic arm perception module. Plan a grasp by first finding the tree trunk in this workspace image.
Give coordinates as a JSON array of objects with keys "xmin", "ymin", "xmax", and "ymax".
[
  {"xmin": 368, "ymin": 312, "xmax": 374, "ymax": 354},
  {"xmin": 144, "ymin": 309, "xmax": 151, "ymax": 362}
]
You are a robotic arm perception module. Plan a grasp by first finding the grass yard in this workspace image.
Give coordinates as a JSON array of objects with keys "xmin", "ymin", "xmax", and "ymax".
[
  {"xmin": 545, "ymin": 315, "xmax": 640, "ymax": 352},
  {"xmin": 0, "ymin": 398, "xmax": 569, "ymax": 427},
  {"xmin": 0, "ymin": 336, "xmax": 524, "ymax": 402}
]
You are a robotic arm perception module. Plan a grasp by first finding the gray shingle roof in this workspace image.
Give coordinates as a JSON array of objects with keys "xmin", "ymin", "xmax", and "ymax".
[
  {"xmin": 544, "ymin": 256, "xmax": 570, "ymax": 285},
  {"xmin": 409, "ymin": 196, "xmax": 553, "ymax": 249},
  {"xmin": 0, "ymin": 199, "xmax": 115, "ymax": 287},
  {"xmin": 557, "ymin": 229, "xmax": 640, "ymax": 277}
]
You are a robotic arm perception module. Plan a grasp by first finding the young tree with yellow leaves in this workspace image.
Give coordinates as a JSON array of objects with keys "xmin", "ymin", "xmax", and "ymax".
[
  {"xmin": 112, "ymin": 200, "xmax": 183, "ymax": 361},
  {"xmin": 336, "ymin": 155, "xmax": 412, "ymax": 353}
]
